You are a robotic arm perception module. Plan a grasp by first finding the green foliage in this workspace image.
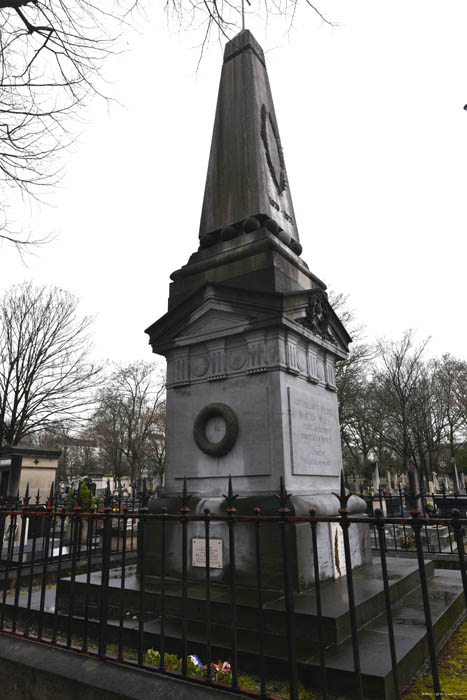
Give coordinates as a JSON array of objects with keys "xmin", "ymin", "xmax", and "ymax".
[
  {"xmin": 79, "ymin": 481, "xmax": 92, "ymax": 508},
  {"xmin": 64, "ymin": 489, "xmax": 74, "ymax": 512}
]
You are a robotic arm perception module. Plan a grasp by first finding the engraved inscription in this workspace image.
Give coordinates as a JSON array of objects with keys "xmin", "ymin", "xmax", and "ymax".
[
  {"xmin": 192, "ymin": 538, "xmax": 223, "ymax": 569},
  {"xmin": 288, "ymin": 387, "xmax": 341, "ymax": 476},
  {"xmin": 269, "ymin": 196, "xmax": 280, "ymax": 211}
]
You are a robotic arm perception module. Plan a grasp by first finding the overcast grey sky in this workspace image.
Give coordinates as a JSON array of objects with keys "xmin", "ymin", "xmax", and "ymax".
[{"xmin": 1, "ymin": 1, "xmax": 466, "ymax": 364}]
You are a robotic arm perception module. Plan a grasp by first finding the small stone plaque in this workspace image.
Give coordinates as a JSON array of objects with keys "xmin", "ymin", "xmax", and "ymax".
[{"xmin": 192, "ymin": 538, "xmax": 223, "ymax": 569}]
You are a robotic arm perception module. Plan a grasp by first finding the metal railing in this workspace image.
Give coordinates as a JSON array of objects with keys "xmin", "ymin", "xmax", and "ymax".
[
  {"xmin": 0, "ymin": 478, "xmax": 465, "ymax": 700},
  {"xmin": 0, "ymin": 486, "xmax": 140, "ymax": 570},
  {"xmin": 364, "ymin": 485, "xmax": 467, "ymax": 554}
]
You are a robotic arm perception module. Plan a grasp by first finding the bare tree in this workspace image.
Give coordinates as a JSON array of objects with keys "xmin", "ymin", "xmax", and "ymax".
[
  {"xmin": 0, "ymin": 1, "xmax": 140, "ymax": 246},
  {"xmin": 1, "ymin": 1, "xmax": 329, "ymax": 248},
  {"xmin": 0, "ymin": 282, "xmax": 101, "ymax": 444},
  {"xmin": 329, "ymin": 290, "xmax": 378, "ymax": 479},
  {"xmin": 92, "ymin": 361, "xmax": 166, "ymax": 483},
  {"xmin": 431, "ymin": 354, "xmax": 467, "ymax": 460},
  {"xmin": 373, "ymin": 330, "xmax": 430, "ymax": 477},
  {"xmin": 166, "ymin": 0, "xmax": 333, "ymax": 60}
]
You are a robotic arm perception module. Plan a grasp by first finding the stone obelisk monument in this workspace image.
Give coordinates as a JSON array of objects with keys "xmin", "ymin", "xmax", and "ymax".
[{"xmin": 146, "ymin": 30, "xmax": 369, "ymax": 589}]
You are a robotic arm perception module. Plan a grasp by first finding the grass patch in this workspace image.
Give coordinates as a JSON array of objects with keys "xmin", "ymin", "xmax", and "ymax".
[{"xmin": 402, "ymin": 618, "xmax": 467, "ymax": 700}]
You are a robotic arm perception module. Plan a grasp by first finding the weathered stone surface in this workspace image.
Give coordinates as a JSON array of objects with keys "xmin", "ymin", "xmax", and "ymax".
[
  {"xmin": 199, "ymin": 30, "xmax": 299, "ymax": 243},
  {"xmin": 167, "ymin": 228, "xmax": 325, "ymax": 311},
  {"xmin": 147, "ymin": 283, "xmax": 350, "ymax": 501},
  {"xmin": 287, "ymin": 384, "xmax": 342, "ymax": 477},
  {"xmin": 144, "ymin": 29, "xmax": 365, "ymax": 586},
  {"xmin": 148, "ymin": 492, "xmax": 370, "ymax": 591}
]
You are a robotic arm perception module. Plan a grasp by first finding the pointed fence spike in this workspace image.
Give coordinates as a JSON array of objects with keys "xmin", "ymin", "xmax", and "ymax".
[
  {"xmin": 274, "ymin": 476, "xmax": 292, "ymax": 509},
  {"xmin": 222, "ymin": 474, "xmax": 238, "ymax": 510},
  {"xmin": 179, "ymin": 476, "xmax": 192, "ymax": 510},
  {"xmin": 278, "ymin": 475, "xmax": 286, "ymax": 504}
]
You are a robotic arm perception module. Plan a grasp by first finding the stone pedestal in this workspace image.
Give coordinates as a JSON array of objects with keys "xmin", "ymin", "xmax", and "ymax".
[{"xmin": 146, "ymin": 263, "xmax": 369, "ymax": 585}]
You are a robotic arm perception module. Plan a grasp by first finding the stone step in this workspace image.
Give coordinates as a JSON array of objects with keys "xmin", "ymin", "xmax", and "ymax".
[
  {"xmin": 57, "ymin": 556, "xmax": 433, "ymax": 645},
  {"xmin": 300, "ymin": 569, "xmax": 466, "ymax": 700},
  {"xmin": 7, "ymin": 567, "xmax": 466, "ymax": 700},
  {"xmin": 129, "ymin": 569, "xmax": 465, "ymax": 700}
]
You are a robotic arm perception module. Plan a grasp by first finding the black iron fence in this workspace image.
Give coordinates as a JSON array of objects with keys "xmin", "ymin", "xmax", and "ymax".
[
  {"xmin": 0, "ymin": 487, "xmax": 140, "ymax": 571},
  {"xmin": 0, "ymin": 478, "xmax": 465, "ymax": 700}
]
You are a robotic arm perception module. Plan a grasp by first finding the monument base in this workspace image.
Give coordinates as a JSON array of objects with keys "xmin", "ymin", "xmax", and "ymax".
[{"xmin": 146, "ymin": 492, "xmax": 370, "ymax": 592}]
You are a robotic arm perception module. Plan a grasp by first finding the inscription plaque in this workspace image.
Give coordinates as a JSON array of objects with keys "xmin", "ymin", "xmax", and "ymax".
[
  {"xmin": 287, "ymin": 386, "xmax": 341, "ymax": 476},
  {"xmin": 192, "ymin": 538, "xmax": 223, "ymax": 569}
]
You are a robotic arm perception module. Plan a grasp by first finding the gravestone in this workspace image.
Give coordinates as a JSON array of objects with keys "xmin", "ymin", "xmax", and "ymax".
[
  {"xmin": 145, "ymin": 30, "xmax": 369, "ymax": 590},
  {"xmin": 451, "ymin": 459, "xmax": 461, "ymax": 494},
  {"xmin": 371, "ymin": 461, "xmax": 380, "ymax": 492}
]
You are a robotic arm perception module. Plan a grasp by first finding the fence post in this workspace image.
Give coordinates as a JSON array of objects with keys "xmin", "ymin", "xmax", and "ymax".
[
  {"xmin": 223, "ymin": 475, "xmax": 239, "ymax": 691},
  {"xmin": 179, "ymin": 478, "xmax": 191, "ymax": 677},
  {"xmin": 12, "ymin": 495, "xmax": 28, "ymax": 634},
  {"xmin": 136, "ymin": 496, "xmax": 149, "ymax": 666},
  {"xmin": 309, "ymin": 508, "xmax": 327, "ymax": 700},
  {"xmin": 336, "ymin": 473, "xmax": 363, "ymax": 700},
  {"xmin": 98, "ymin": 502, "xmax": 112, "ymax": 658},
  {"xmin": 450, "ymin": 509, "xmax": 467, "ymax": 608},
  {"xmin": 276, "ymin": 478, "xmax": 298, "ymax": 700},
  {"xmin": 254, "ymin": 507, "xmax": 267, "ymax": 699},
  {"xmin": 410, "ymin": 509, "xmax": 442, "ymax": 699},
  {"xmin": 375, "ymin": 509, "xmax": 400, "ymax": 700},
  {"xmin": 37, "ymin": 494, "xmax": 53, "ymax": 639}
]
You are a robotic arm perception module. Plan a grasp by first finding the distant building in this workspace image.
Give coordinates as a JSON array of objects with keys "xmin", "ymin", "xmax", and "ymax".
[{"xmin": 0, "ymin": 445, "xmax": 61, "ymax": 501}]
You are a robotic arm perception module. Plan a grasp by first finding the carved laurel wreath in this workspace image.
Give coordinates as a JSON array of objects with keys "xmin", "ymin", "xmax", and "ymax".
[
  {"xmin": 260, "ymin": 104, "xmax": 287, "ymax": 194},
  {"xmin": 193, "ymin": 402, "xmax": 239, "ymax": 457}
]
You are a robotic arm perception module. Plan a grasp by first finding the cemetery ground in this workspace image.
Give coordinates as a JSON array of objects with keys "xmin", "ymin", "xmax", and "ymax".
[{"xmin": 0, "ymin": 584, "xmax": 466, "ymax": 700}]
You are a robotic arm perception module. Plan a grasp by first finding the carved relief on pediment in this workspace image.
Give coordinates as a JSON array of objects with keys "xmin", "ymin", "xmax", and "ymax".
[{"xmin": 295, "ymin": 289, "xmax": 336, "ymax": 344}]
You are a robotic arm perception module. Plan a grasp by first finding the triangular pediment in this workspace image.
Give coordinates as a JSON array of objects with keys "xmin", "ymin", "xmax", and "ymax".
[
  {"xmin": 175, "ymin": 307, "xmax": 254, "ymax": 343},
  {"xmin": 283, "ymin": 289, "xmax": 351, "ymax": 357},
  {"xmin": 146, "ymin": 283, "xmax": 350, "ymax": 359},
  {"xmin": 145, "ymin": 284, "xmax": 276, "ymax": 352}
]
